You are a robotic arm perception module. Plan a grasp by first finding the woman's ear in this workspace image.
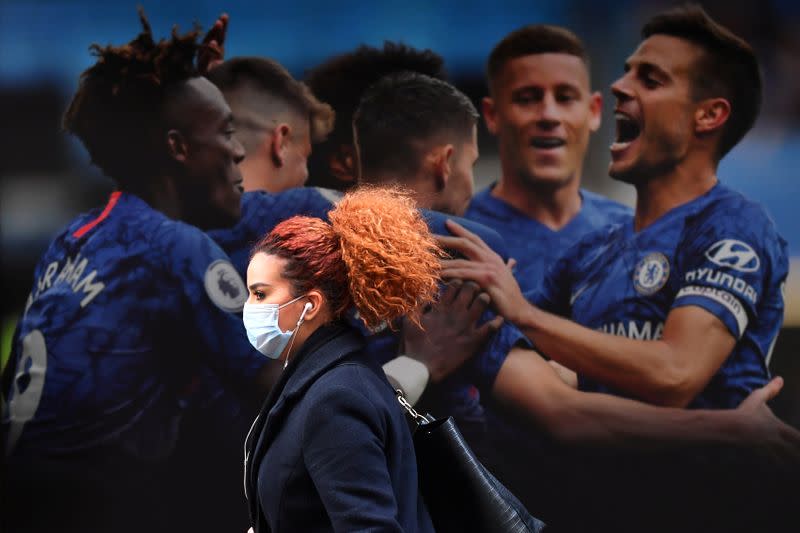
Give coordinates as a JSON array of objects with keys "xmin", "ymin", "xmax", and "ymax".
[{"xmin": 303, "ymin": 290, "xmax": 325, "ymax": 321}]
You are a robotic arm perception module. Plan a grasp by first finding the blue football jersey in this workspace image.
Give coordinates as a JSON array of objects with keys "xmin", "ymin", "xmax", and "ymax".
[
  {"xmin": 466, "ymin": 184, "xmax": 632, "ymax": 294},
  {"xmin": 2, "ymin": 192, "xmax": 266, "ymax": 468},
  {"xmin": 534, "ymin": 183, "xmax": 788, "ymax": 408}
]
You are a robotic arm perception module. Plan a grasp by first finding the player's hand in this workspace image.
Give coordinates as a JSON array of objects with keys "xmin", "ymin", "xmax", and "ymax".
[
  {"xmin": 199, "ymin": 13, "xmax": 229, "ymax": 74},
  {"xmin": 401, "ymin": 280, "xmax": 503, "ymax": 383},
  {"xmin": 734, "ymin": 376, "xmax": 800, "ymax": 466},
  {"xmin": 437, "ymin": 219, "xmax": 529, "ymax": 324}
]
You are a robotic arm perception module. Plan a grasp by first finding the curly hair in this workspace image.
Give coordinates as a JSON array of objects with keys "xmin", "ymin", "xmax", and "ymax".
[
  {"xmin": 63, "ymin": 8, "xmax": 202, "ymax": 188},
  {"xmin": 253, "ymin": 186, "xmax": 442, "ymax": 329}
]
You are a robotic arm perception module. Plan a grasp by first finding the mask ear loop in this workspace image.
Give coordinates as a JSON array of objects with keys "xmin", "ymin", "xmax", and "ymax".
[{"xmin": 283, "ymin": 302, "xmax": 313, "ymax": 370}]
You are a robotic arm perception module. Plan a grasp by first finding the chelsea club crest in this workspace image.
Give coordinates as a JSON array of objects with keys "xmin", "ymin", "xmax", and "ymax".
[{"xmin": 633, "ymin": 252, "xmax": 670, "ymax": 295}]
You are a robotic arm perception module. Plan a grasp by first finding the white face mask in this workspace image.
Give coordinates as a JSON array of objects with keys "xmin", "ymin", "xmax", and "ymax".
[{"xmin": 243, "ymin": 295, "xmax": 311, "ymax": 360}]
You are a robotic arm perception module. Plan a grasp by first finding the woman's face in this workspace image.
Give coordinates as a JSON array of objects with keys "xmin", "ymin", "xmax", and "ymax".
[{"xmin": 246, "ymin": 252, "xmax": 307, "ymax": 333}]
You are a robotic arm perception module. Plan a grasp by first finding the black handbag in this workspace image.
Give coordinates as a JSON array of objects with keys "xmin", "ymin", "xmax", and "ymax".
[{"xmin": 395, "ymin": 390, "xmax": 547, "ymax": 533}]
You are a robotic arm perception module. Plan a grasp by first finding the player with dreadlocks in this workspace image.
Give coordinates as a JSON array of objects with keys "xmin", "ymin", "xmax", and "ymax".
[{"xmin": 2, "ymin": 11, "xmax": 271, "ymax": 532}]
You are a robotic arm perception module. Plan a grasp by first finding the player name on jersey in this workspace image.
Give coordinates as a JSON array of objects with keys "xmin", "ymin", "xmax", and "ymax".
[{"xmin": 25, "ymin": 253, "xmax": 105, "ymax": 312}]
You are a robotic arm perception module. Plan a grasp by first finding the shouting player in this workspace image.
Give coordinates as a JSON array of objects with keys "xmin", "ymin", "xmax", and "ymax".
[{"xmin": 443, "ymin": 4, "xmax": 788, "ymax": 410}]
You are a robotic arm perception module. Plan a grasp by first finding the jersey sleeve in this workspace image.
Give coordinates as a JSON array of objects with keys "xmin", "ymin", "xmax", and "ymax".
[
  {"xmin": 156, "ymin": 221, "xmax": 266, "ymax": 385},
  {"xmin": 470, "ymin": 320, "xmax": 532, "ymax": 394},
  {"xmin": 671, "ymin": 207, "xmax": 788, "ymax": 339}
]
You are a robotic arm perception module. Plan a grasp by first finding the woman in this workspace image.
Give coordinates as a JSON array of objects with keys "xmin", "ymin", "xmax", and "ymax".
[{"xmin": 242, "ymin": 186, "xmax": 441, "ymax": 532}]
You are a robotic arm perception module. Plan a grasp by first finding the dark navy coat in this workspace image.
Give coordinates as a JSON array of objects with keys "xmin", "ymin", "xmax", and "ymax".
[{"xmin": 245, "ymin": 322, "xmax": 434, "ymax": 533}]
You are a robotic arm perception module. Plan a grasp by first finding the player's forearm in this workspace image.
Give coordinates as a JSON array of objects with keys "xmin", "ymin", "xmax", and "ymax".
[
  {"xmin": 516, "ymin": 306, "xmax": 686, "ymax": 406},
  {"xmin": 493, "ymin": 350, "xmax": 746, "ymax": 450},
  {"xmin": 548, "ymin": 388, "xmax": 747, "ymax": 449}
]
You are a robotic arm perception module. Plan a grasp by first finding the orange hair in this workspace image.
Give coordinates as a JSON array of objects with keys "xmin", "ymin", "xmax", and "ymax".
[{"xmin": 254, "ymin": 186, "xmax": 442, "ymax": 329}]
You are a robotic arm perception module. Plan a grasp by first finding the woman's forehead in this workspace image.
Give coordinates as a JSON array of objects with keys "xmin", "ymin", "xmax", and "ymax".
[{"xmin": 247, "ymin": 253, "xmax": 288, "ymax": 284}]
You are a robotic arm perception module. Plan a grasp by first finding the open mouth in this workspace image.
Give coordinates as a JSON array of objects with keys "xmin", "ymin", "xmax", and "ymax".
[
  {"xmin": 233, "ymin": 179, "xmax": 244, "ymax": 193},
  {"xmin": 612, "ymin": 112, "xmax": 641, "ymax": 150},
  {"xmin": 530, "ymin": 137, "xmax": 566, "ymax": 149}
]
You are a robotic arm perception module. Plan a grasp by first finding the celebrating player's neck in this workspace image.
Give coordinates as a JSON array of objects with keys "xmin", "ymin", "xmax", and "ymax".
[
  {"xmin": 493, "ymin": 170, "xmax": 582, "ymax": 230},
  {"xmin": 633, "ymin": 161, "xmax": 719, "ymax": 232},
  {"xmin": 122, "ymin": 175, "xmax": 182, "ymax": 222}
]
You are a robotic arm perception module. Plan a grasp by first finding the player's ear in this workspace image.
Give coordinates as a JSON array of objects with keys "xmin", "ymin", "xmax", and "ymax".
[
  {"xmin": 431, "ymin": 144, "xmax": 454, "ymax": 192},
  {"xmin": 270, "ymin": 123, "xmax": 291, "ymax": 168},
  {"xmin": 166, "ymin": 129, "xmax": 189, "ymax": 163},
  {"xmin": 328, "ymin": 144, "xmax": 357, "ymax": 185},
  {"xmin": 588, "ymin": 91, "xmax": 602, "ymax": 132},
  {"xmin": 482, "ymin": 96, "xmax": 499, "ymax": 135},
  {"xmin": 352, "ymin": 128, "xmax": 364, "ymax": 182},
  {"xmin": 695, "ymin": 98, "xmax": 730, "ymax": 135}
]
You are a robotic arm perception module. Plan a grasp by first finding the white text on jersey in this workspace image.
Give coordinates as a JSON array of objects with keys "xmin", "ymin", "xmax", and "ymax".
[{"xmin": 25, "ymin": 254, "xmax": 106, "ymax": 312}]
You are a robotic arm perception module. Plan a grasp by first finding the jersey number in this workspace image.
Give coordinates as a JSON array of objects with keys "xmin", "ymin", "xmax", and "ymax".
[{"xmin": 6, "ymin": 329, "xmax": 47, "ymax": 454}]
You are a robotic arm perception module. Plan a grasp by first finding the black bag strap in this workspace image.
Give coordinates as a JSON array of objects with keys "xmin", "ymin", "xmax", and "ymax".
[{"xmin": 394, "ymin": 388, "xmax": 434, "ymax": 426}]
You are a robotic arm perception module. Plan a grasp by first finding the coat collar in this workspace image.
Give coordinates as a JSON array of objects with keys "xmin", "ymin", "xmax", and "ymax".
[{"xmin": 279, "ymin": 322, "xmax": 364, "ymax": 401}]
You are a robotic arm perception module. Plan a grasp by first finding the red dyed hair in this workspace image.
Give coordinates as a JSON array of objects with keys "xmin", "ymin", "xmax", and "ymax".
[{"xmin": 252, "ymin": 186, "xmax": 442, "ymax": 329}]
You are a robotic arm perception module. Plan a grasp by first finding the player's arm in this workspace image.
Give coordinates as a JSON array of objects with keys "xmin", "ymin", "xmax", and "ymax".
[
  {"xmin": 494, "ymin": 347, "xmax": 800, "ymax": 458},
  {"xmin": 439, "ymin": 219, "xmax": 735, "ymax": 407},
  {"xmin": 510, "ymin": 304, "xmax": 734, "ymax": 407},
  {"xmin": 384, "ymin": 280, "xmax": 503, "ymax": 403}
]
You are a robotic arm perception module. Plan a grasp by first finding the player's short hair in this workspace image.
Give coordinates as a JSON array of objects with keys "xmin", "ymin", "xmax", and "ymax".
[
  {"xmin": 63, "ymin": 9, "xmax": 202, "ymax": 189},
  {"xmin": 253, "ymin": 186, "xmax": 442, "ymax": 329},
  {"xmin": 304, "ymin": 42, "xmax": 447, "ymax": 189},
  {"xmin": 487, "ymin": 25, "xmax": 589, "ymax": 93},
  {"xmin": 642, "ymin": 4, "xmax": 762, "ymax": 159},
  {"xmin": 206, "ymin": 57, "xmax": 334, "ymax": 150},
  {"xmin": 354, "ymin": 72, "xmax": 478, "ymax": 181}
]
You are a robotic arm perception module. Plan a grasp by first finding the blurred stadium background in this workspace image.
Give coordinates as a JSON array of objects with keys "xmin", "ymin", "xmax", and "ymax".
[{"xmin": 1, "ymin": 0, "xmax": 798, "ymax": 424}]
